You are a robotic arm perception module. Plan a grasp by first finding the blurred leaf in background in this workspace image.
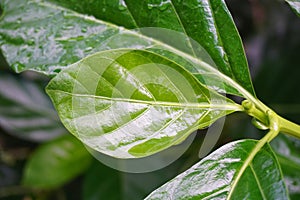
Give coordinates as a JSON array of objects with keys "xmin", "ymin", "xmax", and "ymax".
[
  {"xmin": 23, "ymin": 134, "xmax": 92, "ymax": 189},
  {"xmin": 0, "ymin": 49, "xmax": 69, "ymax": 198},
  {"xmin": 83, "ymin": 160, "xmax": 182, "ymax": 200},
  {"xmin": 271, "ymin": 134, "xmax": 300, "ymax": 199},
  {"xmin": 0, "ymin": 72, "xmax": 66, "ymax": 142}
]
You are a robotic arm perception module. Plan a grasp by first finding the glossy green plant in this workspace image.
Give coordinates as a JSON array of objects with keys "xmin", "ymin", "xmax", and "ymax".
[
  {"xmin": 1, "ymin": 0, "xmax": 300, "ymax": 199},
  {"xmin": 46, "ymin": 49, "xmax": 241, "ymax": 158}
]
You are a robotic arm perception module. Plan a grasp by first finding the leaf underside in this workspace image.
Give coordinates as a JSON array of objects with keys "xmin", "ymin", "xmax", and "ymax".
[
  {"xmin": 145, "ymin": 139, "xmax": 288, "ymax": 200},
  {"xmin": 0, "ymin": 0, "xmax": 255, "ymax": 97},
  {"xmin": 46, "ymin": 49, "xmax": 240, "ymax": 158}
]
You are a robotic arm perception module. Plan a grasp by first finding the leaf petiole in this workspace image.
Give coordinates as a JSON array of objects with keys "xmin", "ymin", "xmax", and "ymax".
[
  {"xmin": 242, "ymin": 99, "xmax": 300, "ymax": 140},
  {"xmin": 242, "ymin": 100, "xmax": 268, "ymax": 126}
]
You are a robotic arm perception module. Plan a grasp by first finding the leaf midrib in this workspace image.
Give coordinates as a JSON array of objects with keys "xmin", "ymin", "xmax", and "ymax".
[
  {"xmin": 226, "ymin": 135, "xmax": 274, "ymax": 199},
  {"xmin": 47, "ymin": 89, "xmax": 242, "ymax": 111}
]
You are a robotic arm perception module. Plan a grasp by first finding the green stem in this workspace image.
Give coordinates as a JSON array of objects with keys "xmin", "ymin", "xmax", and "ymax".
[
  {"xmin": 278, "ymin": 115, "xmax": 300, "ymax": 139},
  {"xmin": 242, "ymin": 99, "xmax": 300, "ymax": 140},
  {"xmin": 242, "ymin": 100, "xmax": 268, "ymax": 126}
]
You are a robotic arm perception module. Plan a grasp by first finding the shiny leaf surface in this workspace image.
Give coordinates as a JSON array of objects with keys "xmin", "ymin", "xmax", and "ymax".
[
  {"xmin": 0, "ymin": 0, "xmax": 255, "ymax": 97},
  {"xmin": 46, "ymin": 49, "xmax": 241, "ymax": 158},
  {"xmin": 145, "ymin": 139, "xmax": 288, "ymax": 199},
  {"xmin": 286, "ymin": 0, "xmax": 300, "ymax": 16},
  {"xmin": 271, "ymin": 134, "xmax": 300, "ymax": 199},
  {"xmin": 0, "ymin": 73, "xmax": 65, "ymax": 142},
  {"xmin": 22, "ymin": 135, "xmax": 92, "ymax": 189}
]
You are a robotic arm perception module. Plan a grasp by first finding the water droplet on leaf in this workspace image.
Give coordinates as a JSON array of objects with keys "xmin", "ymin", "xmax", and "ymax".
[
  {"xmin": 63, "ymin": 24, "xmax": 74, "ymax": 30},
  {"xmin": 84, "ymin": 47, "xmax": 93, "ymax": 53},
  {"xmin": 147, "ymin": 0, "xmax": 170, "ymax": 11},
  {"xmin": 159, "ymin": 0, "xmax": 170, "ymax": 11},
  {"xmin": 118, "ymin": 0, "xmax": 127, "ymax": 11},
  {"xmin": 81, "ymin": 27, "xmax": 87, "ymax": 33},
  {"xmin": 223, "ymin": 54, "xmax": 229, "ymax": 63},
  {"xmin": 28, "ymin": 39, "xmax": 35, "ymax": 45},
  {"xmin": 147, "ymin": 4, "xmax": 154, "ymax": 10},
  {"xmin": 12, "ymin": 62, "xmax": 25, "ymax": 72}
]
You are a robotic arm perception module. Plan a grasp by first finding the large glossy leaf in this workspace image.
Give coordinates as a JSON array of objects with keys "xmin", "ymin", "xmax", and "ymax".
[
  {"xmin": 22, "ymin": 135, "xmax": 92, "ymax": 189},
  {"xmin": 0, "ymin": 0, "xmax": 255, "ymax": 97},
  {"xmin": 286, "ymin": 0, "xmax": 300, "ymax": 16},
  {"xmin": 0, "ymin": 73, "xmax": 65, "ymax": 142},
  {"xmin": 271, "ymin": 134, "xmax": 300, "ymax": 199},
  {"xmin": 145, "ymin": 139, "xmax": 288, "ymax": 199},
  {"xmin": 46, "ymin": 49, "xmax": 242, "ymax": 158}
]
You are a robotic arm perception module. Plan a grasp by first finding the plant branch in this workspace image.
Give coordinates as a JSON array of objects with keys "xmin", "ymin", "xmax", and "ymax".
[
  {"xmin": 242, "ymin": 99, "xmax": 300, "ymax": 140},
  {"xmin": 278, "ymin": 116, "xmax": 300, "ymax": 139}
]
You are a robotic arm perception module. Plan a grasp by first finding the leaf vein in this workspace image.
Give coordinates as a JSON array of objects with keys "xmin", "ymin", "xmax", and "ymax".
[{"xmin": 250, "ymin": 163, "xmax": 267, "ymax": 200}]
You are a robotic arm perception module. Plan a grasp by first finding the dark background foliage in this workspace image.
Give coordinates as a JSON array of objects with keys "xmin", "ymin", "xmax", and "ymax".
[{"xmin": 0, "ymin": 0, "xmax": 300, "ymax": 199}]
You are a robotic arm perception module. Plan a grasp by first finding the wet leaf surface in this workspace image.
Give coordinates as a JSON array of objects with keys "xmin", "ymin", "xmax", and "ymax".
[
  {"xmin": 0, "ymin": 0, "xmax": 255, "ymax": 96},
  {"xmin": 145, "ymin": 139, "xmax": 288, "ymax": 200},
  {"xmin": 46, "ymin": 49, "xmax": 241, "ymax": 158}
]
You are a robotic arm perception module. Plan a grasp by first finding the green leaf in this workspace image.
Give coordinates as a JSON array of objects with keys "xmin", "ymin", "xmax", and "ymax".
[
  {"xmin": 286, "ymin": 0, "xmax": 300, "ymax": 16},
  {"xmin": 83, "ymin": 160, "xmax": 181, "ymax": 200},
  {"xmin": 145, "ymin": 139, "xmax": 288, "ymax": 199},
  {"xmin": 83, "ymin": 161, "xmax": 122, "ymax": 200},
  {"xmin": 0, "ymin": 0, "xmax": 255, "ymax": 97},
  {"xmin": 271, "ymin": 134, "xmax": 300, "ymax": 199},
  {"xmin": 46, "ymin": 49, "xmax": 241, "ymax": 158},
  {"xmin": 22, "ymin": 135, "xmax": 92, "ymax": 189},
  {"xmin": 0, "ymin": 73, "xmax": 65, "ymax": 142}
]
